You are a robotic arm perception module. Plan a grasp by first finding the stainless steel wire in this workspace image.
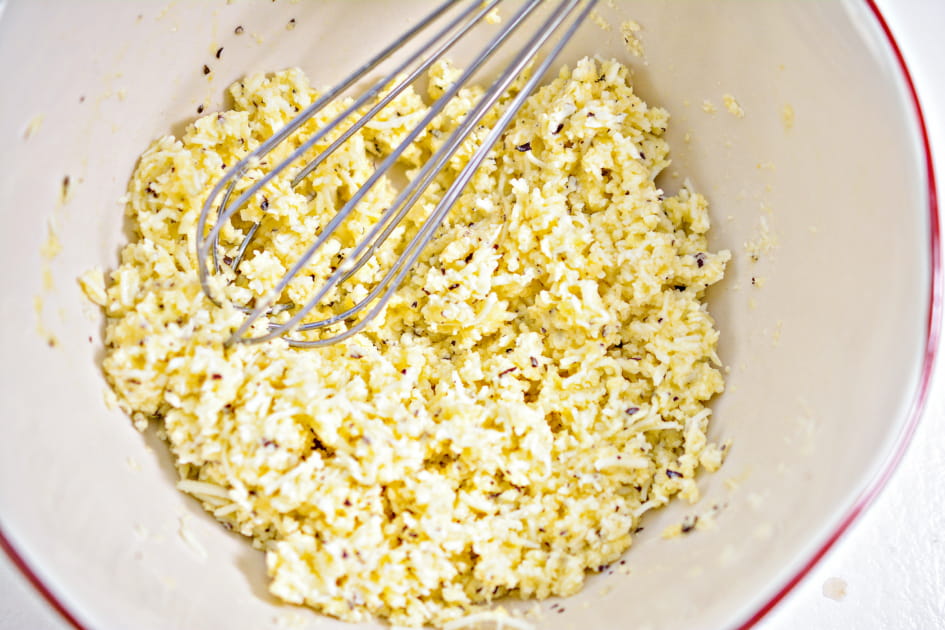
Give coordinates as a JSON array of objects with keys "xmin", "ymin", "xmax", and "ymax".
[{"xmin": 195, "ymin": 0, "xmax": 597, "ymax": 347}]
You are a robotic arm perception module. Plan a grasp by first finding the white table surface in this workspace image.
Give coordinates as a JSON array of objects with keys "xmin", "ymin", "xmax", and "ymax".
[{"xmin": 2, "ymin": 1, "xmax": 943, "ymax": 628}]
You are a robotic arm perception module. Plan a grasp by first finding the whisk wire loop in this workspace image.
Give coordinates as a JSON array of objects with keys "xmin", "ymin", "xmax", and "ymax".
[{"xmin": 230, "ymin": 0, "xmax": 550, "ymax": 345}]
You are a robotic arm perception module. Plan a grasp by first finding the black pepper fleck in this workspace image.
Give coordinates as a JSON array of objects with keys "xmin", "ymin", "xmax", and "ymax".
[
  {"xmin": 234, "ymin": 25, "xmax": 244, "ymax": 35},
  {"xmin": 203, "ymin": 64, "xmax": 211, "ymax": 75},
  {"xmin": 666, "ymin": 469, "xmax": 683, "ymax": 479},
  {"xmin": 215, "ymin": 47, "xmax": 223, "ymax": 59},
  {"xmin": 515, "ymin": 141, "xmax": 532, "ymax": 152}
]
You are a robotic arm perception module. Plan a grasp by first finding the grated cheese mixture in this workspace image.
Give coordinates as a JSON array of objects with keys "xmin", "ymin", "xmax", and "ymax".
[{"xmin": 83, "ymin": 58, "xmax": 729, "ymax": 627}]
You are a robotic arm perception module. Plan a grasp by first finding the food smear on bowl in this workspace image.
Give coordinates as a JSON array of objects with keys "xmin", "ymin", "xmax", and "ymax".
[{"xmin": 81, "ymin": 57, "xmax": 729, "ymax": 627}]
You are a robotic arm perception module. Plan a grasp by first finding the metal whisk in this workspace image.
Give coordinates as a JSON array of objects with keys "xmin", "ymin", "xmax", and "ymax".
[{"xmin": 196, "ymin": 0, "xmax": 597, "ymax": 347}]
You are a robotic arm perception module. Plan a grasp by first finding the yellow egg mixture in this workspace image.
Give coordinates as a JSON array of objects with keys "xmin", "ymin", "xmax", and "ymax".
[{"xmin": 81, "ymin": 58, "xmax": 729, "ymax": 627}]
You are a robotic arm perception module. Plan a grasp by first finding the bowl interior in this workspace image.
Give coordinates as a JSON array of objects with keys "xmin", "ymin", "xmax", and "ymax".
[{"xmin": 0, "ymin": 1, "xmax": 931, "ymax": 629}]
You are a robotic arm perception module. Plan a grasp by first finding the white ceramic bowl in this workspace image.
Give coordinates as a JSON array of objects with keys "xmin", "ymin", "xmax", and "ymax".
[{"xmin": 0, "ymin": 1, "xmax": 938, "ymax": 629}]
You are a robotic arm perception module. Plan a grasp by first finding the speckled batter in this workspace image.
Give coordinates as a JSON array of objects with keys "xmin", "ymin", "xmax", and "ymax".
[{"xmin": 81, "ymin": 57, "xmax": 729, "ymax": 627}]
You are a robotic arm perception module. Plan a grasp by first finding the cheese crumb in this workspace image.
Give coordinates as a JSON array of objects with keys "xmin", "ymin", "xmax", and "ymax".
[
  {"xmin": 744, "ymin": 215, "xmax": 778, "ymax": 261},
  {"xmin": 24, "ymin": 114, "xmax": 44, "ymax": 139},
  {"xmin": 78, "ymin": 268, "xmax": 108, "ymax": 306},
  {"xmin": 40, "ymin": 221, "xmax": 62, "ymax": 259},
  {"xmin": 590, "ymin": 10, "xmax": 611, "ymax": 31},
  {"xmin": 722, "ymin": 93, "xmax": 744, "ymax": 118},
  {"xmin": 620, "ymin": 20, "xmax": 644, "ymax": 57},
  {"xmin": 782, "ymin": 104, "xmax": 795, "ymax": 130}
]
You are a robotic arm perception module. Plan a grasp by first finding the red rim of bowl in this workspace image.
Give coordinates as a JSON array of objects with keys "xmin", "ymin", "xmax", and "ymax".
[{"xmin": 0, "ymin": 1, "xmax": 940, "ymax": 628}]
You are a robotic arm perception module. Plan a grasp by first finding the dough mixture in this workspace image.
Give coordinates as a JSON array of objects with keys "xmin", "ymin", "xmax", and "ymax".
[{"xmin": 81, "ymin": 57, "xmax": 729, "ymax": 627}]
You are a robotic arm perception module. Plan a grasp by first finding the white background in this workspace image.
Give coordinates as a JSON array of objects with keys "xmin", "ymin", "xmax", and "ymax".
[{"xmin": 2, "ymin": 0, "xmax": 943, "ymax": 628}]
